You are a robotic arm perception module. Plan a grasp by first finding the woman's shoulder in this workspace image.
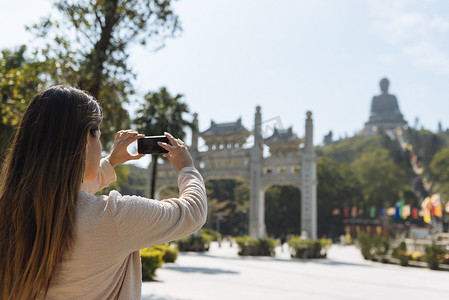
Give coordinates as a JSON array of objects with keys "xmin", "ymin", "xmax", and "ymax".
[
  {"xmin": 78, "ymin": 190, "xmax": 137, "ymax": 214},
  {"xmin": 78, "ymin": 190, "xmax": 125, "ymax": 214},
  {"xmin": 76, "ymin": 190, "xmax": 126, "ymax": 228}
]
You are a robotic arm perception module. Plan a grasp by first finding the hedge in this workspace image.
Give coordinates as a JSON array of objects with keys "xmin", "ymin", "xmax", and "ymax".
[
  {"xmin": 287, "ymin": 236, "xmax": 332, "ymax": 259},
  {"xmin": 235, "ymin": 235, "xmax": 278, "ymax": 256}
]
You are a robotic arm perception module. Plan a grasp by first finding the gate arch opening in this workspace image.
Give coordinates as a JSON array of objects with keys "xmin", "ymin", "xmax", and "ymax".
[{"xmin": 264, "ymin": 185, "xmax": 301, "ymax": 241}]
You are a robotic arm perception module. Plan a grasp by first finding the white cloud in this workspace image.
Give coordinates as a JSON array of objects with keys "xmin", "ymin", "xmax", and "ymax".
[
  {"xmin": 402, "ymin": 41, "xmax": 449, "ymax": 74},
  {"xmin": 366, "ymin": 0, "xmax": 449, "ymax": 74}
]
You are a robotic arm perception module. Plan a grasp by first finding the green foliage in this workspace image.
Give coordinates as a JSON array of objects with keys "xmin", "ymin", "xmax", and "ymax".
[
  {"xmin": 205, "ymin": 179, "xmax": 249, "ymax": 236},
  {"xmin": 201, "ymin": 228, "xmax": 222, "ymax": 242},
  {"xmin": 235, "ymin": 235, "xmax": 278, "ymax": 256},
  {"xmin": 373, "ymin": 234, "xmax": 391, "ymax": 262},
  {"xmin": 27, "ymin": 0, "xmax": 182, "ymax": 150},
  {"xmin": 140, "ymin": 247, "xmax": 164, "ymax": 280},
  {"xmin": 0, "ymin": 46, "xmax": 48, "ymax": 161},
  {"xmin": 140, "ymin": 244, "xmax": 179, "ymax": 280},
  {"xmin": 317, "ymin": 157, "xmax": 362, "ymax": 237},
  {"xmin": 95, "ymin": 164, "xmax": 130, "ymax": 195},
  {"xmin": 430, "ymin": 148, "xmax": 449, "ymax": 182},
  {"xmin": 424, "ymin": 244, "xmax": 445, "ymax": 270},
  {"xmin": 392, "ymin": 241, "xmax": 410, "ymax": 266},
  {"xmin": 134, "ymin": 87, "xmax": 192, "ymax": 139},
  {"xmin": 356, "ymin": 234, "xmax": 449, "ymax": 270},
  {"xmin": 0, "ymin": 46, "xmax": 47, "ymax": 127},
  {"xmin": 118, "ymin": 164, "xmax": 148, "ymax": 196},
  {"xmin": 351, "ymin": 147, "xmax": 408, "ymax": 208},
  {"xmin": 405, "ymin": 129, "xmax": 446, "ymax": 173},
  {"xmin": 150, "ymin": 244, "xmax": 179, "ymax": 263},
  {"xmin": 356, "ymin": 232, "xmax": 390, "ymax": 262},
  {"xmin": 134, "ymin": 86, "xmax": 192, "ymax": 198},
  {"xmin": 265, "ymin": 185, "xmax": 301, "ymax": 238},
  {"xmin": 317, "ymin": 133, "xmax": 415, "ymax": 238},
  {"xmin": 316, "ymin": 135, "xmax": 384, "ymax": 163},
  {"xmin": 430, "ymin": 148, "xmax": 449, "ymax": 202},
  {"xmin": 176, "ymin": 231, "xmax": 213, "ymax": 252},
  {"xmin": 287, "ymin": 236, "xmax": 332, "ymax": 259},
  {"xmin": 356, "ymin": 232, "xmax": 373, "ymax": 259}
]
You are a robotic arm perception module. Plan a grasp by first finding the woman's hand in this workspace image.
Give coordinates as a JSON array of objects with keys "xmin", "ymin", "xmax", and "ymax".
[
  {"xmin": 106, "ymin": 130, "xmax": 145, "ymax": 167},
  {"xmin": 159, "ymin": 132, "xmax": 194, "ymax": 171}
]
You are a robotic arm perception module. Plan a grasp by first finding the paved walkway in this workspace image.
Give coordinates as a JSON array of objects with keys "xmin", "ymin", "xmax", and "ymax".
[{"xmin": 142, "ymin": 242, "xmax": 449, "ymax": 300}]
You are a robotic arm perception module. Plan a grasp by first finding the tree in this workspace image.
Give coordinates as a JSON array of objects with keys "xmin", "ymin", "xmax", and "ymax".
[
  {"xmin": 27, "ymin": 0, "xmax": 182, "ymax": 149},
  {"xmin": 316, "ymin": 157, "xmax": 363, "ymax": 238},
  {"xmin": 405, "ymin": 128, "xmax": 444, "ymax": 173},
  {"xmin": 204, "ymin": 179, "xmax": 249, "ymax": 236},
  {"xmin": 351, "ymin": 147, "xmax": 408, "ymax": 208},
  {"xmin": 316, "ymin": 135, "xmax": 384, "ymax": 163},
  {"xmin": 265, "ymin": 185, "xmax": 301, "ymax": 239},
  {"xmin": 134, "ymin": 87, "xmax": 191, "ymax": 198},
  {"xmin": 430, "ymin": 148, "xmax": 449, "ymax": 202},
  {"xmin": 0, "ymin": 46, "xmax": 48, "ymax": 162}
]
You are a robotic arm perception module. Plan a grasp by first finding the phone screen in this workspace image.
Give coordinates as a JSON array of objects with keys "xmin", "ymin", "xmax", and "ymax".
[{"xmin": 137, "ymin": 136, "xmax": 170, "ymax": 154}]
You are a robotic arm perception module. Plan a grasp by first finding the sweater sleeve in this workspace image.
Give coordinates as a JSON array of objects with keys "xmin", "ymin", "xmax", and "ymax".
[
  {"xmin": 80, "ymin": 158, "xmax": 117, "ymax": 195},
  {"xmin": 107, "ymin": 167, "xmax": 207, "ymax": 252}
]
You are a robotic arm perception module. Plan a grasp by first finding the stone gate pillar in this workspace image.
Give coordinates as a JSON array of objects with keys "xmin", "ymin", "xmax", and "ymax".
[
  {"xmin": 301, "ymin": 111, "xmax": 317, "ymax": 239},
  {"xmin": 249, "ymin": 106, "xmax": 264, "ymax": 238}
]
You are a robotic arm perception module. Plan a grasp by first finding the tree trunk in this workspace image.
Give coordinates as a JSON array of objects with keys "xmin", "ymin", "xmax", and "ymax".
[
  {"xmin": 79, "ymin": 0, "xmax": 119, "ymax": 98},
  {"xmin": 150, "ymin": 154, "xmax": 158, "ymax": 199}
]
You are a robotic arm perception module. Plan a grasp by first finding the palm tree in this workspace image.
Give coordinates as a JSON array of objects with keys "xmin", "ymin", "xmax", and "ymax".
[{"xmin": 134, "ymin": 87, "xmax": 192, "ymax": 198}]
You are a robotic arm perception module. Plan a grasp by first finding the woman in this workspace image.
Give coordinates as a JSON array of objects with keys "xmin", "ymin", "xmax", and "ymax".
[{"xmin": 0, "ymin": 86, "xmax": 207, "ymax": 299}]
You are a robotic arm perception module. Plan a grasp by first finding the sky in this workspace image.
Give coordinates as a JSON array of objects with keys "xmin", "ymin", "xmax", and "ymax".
[{"xmin": 2, "ymin": 0, "xmax": 449, "ymax": 149}]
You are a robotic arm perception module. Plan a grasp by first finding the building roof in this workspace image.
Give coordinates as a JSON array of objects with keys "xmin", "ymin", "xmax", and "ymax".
[
  {"xmin": 264, "ymin": 127, "xmax": 301, "ymax": 144},
  {"xmin": 200, "ymin": 118, "xmax": 249, "ymax": 137}
]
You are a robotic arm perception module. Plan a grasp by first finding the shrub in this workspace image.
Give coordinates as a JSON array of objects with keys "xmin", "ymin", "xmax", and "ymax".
[
  {"xmin": 140, "ymin": 248, "xmax": 164, "ymax": 280},
  {"xmin": 235, "ymin": 235, "xmax": 278, "ymax": 256},
  {"xmin": 392, "ymin": 241, "xmax": 410, "ymax": 266},
  {"xmin": 356, "ymin": 232, "xmax": 373, "ymax": 260},
  {"xmin": 287, "ymin": 236, "xmax": 331, "ymax": 259},
  {"xmin": 235, "ymin": 235, "xmax": 259, "ymax": 256},
  {"xmin": 151, "ymin": 244, "xmax": 179, "ymax": 263},
  {"xmin": 259, "ymin": 238, "xmax": 278, "ymax": 256},
  {"xmin": 441, "ymin": 254, "xmax": 449, "ymax": 265},
  {"xmin": 201, "ymin": 228, "xmax": 222, "ymax": 241},
  {"xmin": 177, "ymin": 231, "xmax": 214, "ymax": 252},
  {"xmin": 424, "ymin": 244, "xmax": 445, "ymax": 270},
  {"xmin": 373, "ymin": 234, "xmax": 390, "ymax": 263}
]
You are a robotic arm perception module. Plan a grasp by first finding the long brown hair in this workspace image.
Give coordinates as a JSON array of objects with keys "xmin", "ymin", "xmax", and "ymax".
[{"xmin": 0, "ymin": 86, "xmax": 102, "ymax": 299}]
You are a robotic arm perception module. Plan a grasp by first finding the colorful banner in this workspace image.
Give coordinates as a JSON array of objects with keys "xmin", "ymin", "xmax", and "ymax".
[
  {"xmin": 369, "ymin": 206, "xmax": 376, "ymax": 219},
  {"xmin": 351, "ymin": 206, "xmax": 357, "ymax": 218},
  {"xmin": 395, "ymin": 205, "xmax": 400, "ymax": 220},
  {"xmin": 421, "ymin": 197, "xmax": 431, "ymax": 223},
  {"xmin": 412, "ymin": 208, "xmax": 418, "ymax": 220},
  {"xmin": 431, "ymin": 194, "xmax": 442, "ymax": 217},
  {"xmin": 403, "ymin": 205, "xmax": 411, "ymax": 219}
]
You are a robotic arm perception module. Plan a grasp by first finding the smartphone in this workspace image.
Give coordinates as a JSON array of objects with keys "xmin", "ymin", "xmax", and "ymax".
[{"xmin": 137, "ymin": 135, "xmax": 170, "ymax": 154}]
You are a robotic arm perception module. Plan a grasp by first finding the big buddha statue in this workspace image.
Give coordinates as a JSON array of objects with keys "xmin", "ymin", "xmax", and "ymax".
[{"xmin": 362, "ymin": 78, "xmax": 407, "ymax": 134}]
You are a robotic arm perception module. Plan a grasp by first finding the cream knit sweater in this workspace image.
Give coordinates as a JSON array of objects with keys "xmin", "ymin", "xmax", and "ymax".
[{"xmin": 43, "ymin": 159, "xmax": 207, "ymax": 299}]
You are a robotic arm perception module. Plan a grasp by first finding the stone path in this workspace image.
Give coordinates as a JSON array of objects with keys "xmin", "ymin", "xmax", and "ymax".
[{"xmin": 142, "ymin": 242, "xmax": 449, "ymax": 300}]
